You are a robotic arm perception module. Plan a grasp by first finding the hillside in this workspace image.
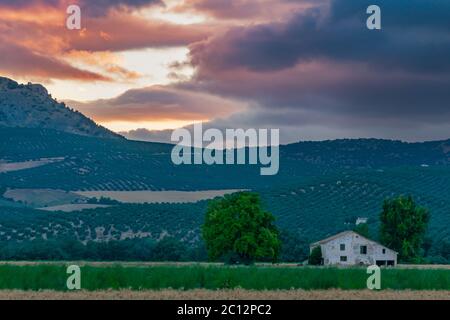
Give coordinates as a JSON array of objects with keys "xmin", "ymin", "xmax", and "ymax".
[
  {"xmin": 0, "ymin": 77, "xmax": 120, "ymax": 139},
  {"xmin": 2, "ymin": 127, "xmax": 450, "ymax": 191},
  {"xmin": 0, "ymin": 127, "xmax": 450, "ymax": 263}
]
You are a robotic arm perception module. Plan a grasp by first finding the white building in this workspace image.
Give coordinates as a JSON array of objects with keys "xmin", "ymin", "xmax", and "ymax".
[
  {"xmin": 310, "ymin": 231, "xmax": 397, "ymax": 266},
  {"xmin": 355, "ymin": 217, "xmax": 368, "ymax": 225}
]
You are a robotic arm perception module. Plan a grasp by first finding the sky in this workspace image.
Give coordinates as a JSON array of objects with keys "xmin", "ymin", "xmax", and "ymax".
[{"xmin": 1, "ymin": 0, "xmax": 450, "ymax": 143}]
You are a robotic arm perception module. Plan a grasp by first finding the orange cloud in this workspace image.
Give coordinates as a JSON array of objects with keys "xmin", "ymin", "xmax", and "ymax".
[
  {"xmin": 0, "ymin": 0, "xmax": 163, "ymax": 18},
  {"xmin": 65, "ymin": 12, "xmax": 213, "ymax": 51},
  {"xmin": 63, "ymin": 50, "xmax": 141, "ymax": 81},
  {"xmin": 0, "ymin": 42, "xmax": 111, "ymax": 82},
  {"xmin": 0, "ymin": 5, "xmax": 65, "ymax": 26},
  {"xmin": 0, "ymin": 2, "xmax": 213, "ymax": 82}
]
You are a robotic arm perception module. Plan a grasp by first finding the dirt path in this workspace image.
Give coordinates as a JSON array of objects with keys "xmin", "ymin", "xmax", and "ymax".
[
  {"xmin": 0, "ymin": 289, "xmax": 448, "ymax": 300},
  {"xmin": 0, "ymin": 261, "xmax": 449, "ymax": 269}
]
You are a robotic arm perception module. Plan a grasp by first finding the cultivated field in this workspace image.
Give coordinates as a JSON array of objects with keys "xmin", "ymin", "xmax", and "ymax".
[
  {"xmin": 0, "ymin": 157, "xmax": 64, "ymax": 173},
  {"xmin": 38, "ymin": 204, "xmax": 111, "ymax": 212},
  {"xmin": 1, "ymin": 188, "xmax": 245, "ymax": 210}
]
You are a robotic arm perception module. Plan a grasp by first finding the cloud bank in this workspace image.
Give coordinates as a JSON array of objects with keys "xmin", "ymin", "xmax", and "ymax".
[{"xmin": 3, "ymin": 0, "xmax": 450, "ymax": 143}]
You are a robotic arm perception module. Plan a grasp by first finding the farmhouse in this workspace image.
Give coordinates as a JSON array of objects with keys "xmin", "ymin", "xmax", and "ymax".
[{"xmin": 310, "ymin": 231, "xmax": 397, "ymax": 266}]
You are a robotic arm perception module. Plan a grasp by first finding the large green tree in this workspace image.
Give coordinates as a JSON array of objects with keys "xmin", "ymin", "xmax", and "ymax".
[
  {"xmin": 202, "ymin": 192, "xmax": 281, "ymax": 264},
  {"xmin": 380, "ymin": 196, "xmax": 430, "ymax": 262}
]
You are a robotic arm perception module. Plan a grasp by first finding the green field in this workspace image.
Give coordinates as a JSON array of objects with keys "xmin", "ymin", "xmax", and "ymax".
[{"xmin": 0, "ymin": 264, "xmax": 448, "ymax": 291}]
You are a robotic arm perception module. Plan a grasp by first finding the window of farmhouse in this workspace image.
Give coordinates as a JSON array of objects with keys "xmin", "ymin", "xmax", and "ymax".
[
  {"xmin": 340, "ymin": 256, "xmax": 347, "ymax": 262},
  {"xmin": 340, "ymin": 244, "xmax": 345, "ymax": 251},
  {"xmin": 360, "ymin": 245, "xmax": 367, "ymax": 254}
]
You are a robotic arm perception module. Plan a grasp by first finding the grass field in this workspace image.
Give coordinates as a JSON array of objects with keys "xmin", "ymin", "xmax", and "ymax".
[{"xmin": 0, "ymin": 263, "xmax": 448, "ymax": 292}]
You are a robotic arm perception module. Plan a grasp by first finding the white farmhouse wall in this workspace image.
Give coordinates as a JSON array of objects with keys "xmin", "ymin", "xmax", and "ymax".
[{"xmin": 311, "ymin": 231, "xmax": 397, "ymax": 266}]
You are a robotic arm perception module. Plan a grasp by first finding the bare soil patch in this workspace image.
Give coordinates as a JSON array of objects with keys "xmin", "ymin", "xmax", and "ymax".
[
  {"xmin": 38, "ymin": 204, "xmax": 111, "ymax": 212},
  {"xmin": 0, "ymin": 157, "xmax": 63, "ymax": 173},
  {"xmin": 74, "ymin": 190, "xmax": 246, "ymax": 204},
  {"xmin": 0, "ymin": 289, "xmax": 448, "ymax": 300}
]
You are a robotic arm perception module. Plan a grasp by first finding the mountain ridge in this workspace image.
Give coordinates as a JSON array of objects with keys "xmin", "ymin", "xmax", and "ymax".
[{"xmin": 0, "ymin": 77, "xmax": 121, "ymax": 139}]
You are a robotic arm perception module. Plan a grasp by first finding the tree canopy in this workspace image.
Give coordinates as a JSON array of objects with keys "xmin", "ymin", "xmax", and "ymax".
[
  {"xmin": 202, "ymin": 192, "xmax": 281, "ymax": 264},
  {"xmin": 353, "ymin": 223, "xmax": 370, "ymax": 239},
  {"xmin": 380, "ymin": 196, "xmax": 430, "ymax": 262}
]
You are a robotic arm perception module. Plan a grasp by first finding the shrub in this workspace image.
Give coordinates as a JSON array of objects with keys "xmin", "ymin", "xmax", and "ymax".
[{"xmin": 308, "ymin": 246, "xmax": 323, "ymax": 265}]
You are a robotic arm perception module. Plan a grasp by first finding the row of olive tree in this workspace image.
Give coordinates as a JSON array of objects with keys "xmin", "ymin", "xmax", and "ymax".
[{"xmin": 0, "ymin": 237, "xmax": 206, "ymax": 261}]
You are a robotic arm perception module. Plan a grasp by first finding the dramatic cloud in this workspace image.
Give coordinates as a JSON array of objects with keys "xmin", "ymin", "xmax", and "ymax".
[
  {"xmin": 120, "ymin": 128, "xmax": 174, "ymax": 143},
  {"xmin": 0, "ymin": 42, "xmax": 111, "ymax": 82},
  {"xmin": 68, "ymin": 85, "xmax": 246, "ymax": 122},
  {"xmin": 0, "ymin": 0, "xmax": 212, "ymax": 82},
  {"xmin": 2, "ymin": 0, "xmax": 450, "ymax": 142},
  {"xmin": 63, "ymin": 50, "xmax": 141, "ymax": 81},
  {"xmin": 65, "ymin": 14, "xmax": 212, "ymax": 51},
  {"xmin": 181, "ymin": 0, "xmax": 450, "ymax": 142},
  {"xmin": 0, "ymin": 0, "xmax": 163, "ymax": 16},
  {"xmin": 78, "ymin": 0, "xmax": 163, "ymax": 16},
  {"xmin": 174, "ymin": 0, "xmax": 317, "ymax": 21},
  {"xmin": 190, "ymin": 0, "xmax": 450, "ymax": 73}
]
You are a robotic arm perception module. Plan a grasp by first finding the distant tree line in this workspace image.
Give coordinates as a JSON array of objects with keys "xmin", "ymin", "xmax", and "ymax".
[
  {"xmin": 0, "ymin": 237, "xmax": 207, "ymax": 262},
  {"xmin": 0, "ymin": 230, "xmax": 310, "ymax": 263},
  {"xmin": 86, "ymin": 196, "xmax": 121, "ymax": 205}
]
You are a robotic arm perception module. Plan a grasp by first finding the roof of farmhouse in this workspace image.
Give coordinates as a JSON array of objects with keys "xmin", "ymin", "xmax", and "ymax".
[{"xmin": 310, "ymin": 231, "xmax": 398, "ymax": 254}]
